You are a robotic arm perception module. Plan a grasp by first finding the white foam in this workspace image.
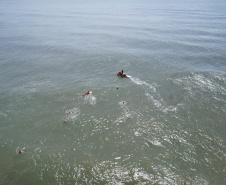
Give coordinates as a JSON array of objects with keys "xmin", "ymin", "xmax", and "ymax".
[
  {"xmin": 0, "ymin": 112, "xmax": 7, "ymax": 118},
  {"xmin": 130, "ymin": 76, "xmax": 156, "ymax": 93},
  {"xmin": 134, "ymin": 131, "xmax": 141, "ymax": 137},
  {"xmin": 129, "ymin": 76, "xmax": 180, "ymax": 112},
  {"xmin": 174, "ymin": 73, "xmax": 226, "ymax": 94},
  {"xmin": 115, "ymin": 157, "xmax": 121, "ymax": 160},
  {"xmin": 84, "ymin": 95, "xmax": 97, "ymax": 105},
  {"xmin": 129, "ymin": 76, "xmax": 176, "ymax": 111},
  {"xmin": 66, "ymin": 107, "xmax": 80, "ymax": 121}
]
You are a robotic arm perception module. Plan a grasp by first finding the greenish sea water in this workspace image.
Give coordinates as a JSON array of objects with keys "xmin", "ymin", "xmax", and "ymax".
[{"xmin": 0, "ymin": 0, "xmax": 226, "ymax": 184}]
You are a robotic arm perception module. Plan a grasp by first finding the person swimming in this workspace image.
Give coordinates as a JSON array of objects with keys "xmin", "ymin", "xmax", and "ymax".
[{"xmin": 82, "ymin": 91, "xmax": 90, "ymax": 96}]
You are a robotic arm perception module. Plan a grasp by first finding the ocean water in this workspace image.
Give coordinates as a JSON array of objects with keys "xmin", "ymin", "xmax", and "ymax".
[{"xmin": 0, "ymin": 0, "xmax": 226, "ymax": 184}]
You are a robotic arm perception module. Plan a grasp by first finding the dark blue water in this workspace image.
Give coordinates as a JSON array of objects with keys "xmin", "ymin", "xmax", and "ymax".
[{"xmin": 0, "ymin": 0, "xmax": 226, "ymax": 184}]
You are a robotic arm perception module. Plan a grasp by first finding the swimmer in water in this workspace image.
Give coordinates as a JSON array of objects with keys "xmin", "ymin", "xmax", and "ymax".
[
  {"xmin": 18, "ymin": 150, "xmax": 24, "ymax": 154},
  {"xmin": 82, "ymin": 91, "xmax": 90, "ymax": 96}
]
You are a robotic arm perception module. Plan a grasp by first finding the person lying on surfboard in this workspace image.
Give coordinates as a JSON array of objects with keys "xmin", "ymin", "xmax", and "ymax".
[{"xmin": 82, "ymin": 91, "xmax": 92, "ymax": 96}]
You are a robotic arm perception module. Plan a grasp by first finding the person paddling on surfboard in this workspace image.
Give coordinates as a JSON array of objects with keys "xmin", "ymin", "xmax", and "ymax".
[{"xmin": 82, "ymin": 91, "xmax": 92, "ymax": 96}]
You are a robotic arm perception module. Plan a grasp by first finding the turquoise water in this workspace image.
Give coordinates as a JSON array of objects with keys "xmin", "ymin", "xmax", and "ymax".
[{"xmin": 0, "ymin": 0, "xmax": 226, "ymax": 184}]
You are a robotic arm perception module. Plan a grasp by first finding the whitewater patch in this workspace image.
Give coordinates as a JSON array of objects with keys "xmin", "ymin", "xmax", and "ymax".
[
  {"xmin": 84, "ymin": 94, "xmax": 97, "ymax": 105},
  {"xmin": 65, "ymin": 107, "xmax": 80, "ymax": 122},
  {"xmin": 0, "ymin": 112, "xmax": 7, "ymax": 118},
  {"xmin": 173, "ymin": 73, "xmax": 226, "ymax": 95}
]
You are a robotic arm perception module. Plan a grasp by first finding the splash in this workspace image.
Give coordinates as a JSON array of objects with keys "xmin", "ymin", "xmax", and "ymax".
[
  {"xmin": 84, "ymin": 94, "xmax": 97, "ymax": 105},
  {"xmin": 65, "ymin": 107, "xmax": 80, "ymax": 121}
]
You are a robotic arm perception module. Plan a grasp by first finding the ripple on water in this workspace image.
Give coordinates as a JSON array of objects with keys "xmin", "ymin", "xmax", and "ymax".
[{"xmin": 65, "ymin": 107, "xmax": 80, "ymax": 122}]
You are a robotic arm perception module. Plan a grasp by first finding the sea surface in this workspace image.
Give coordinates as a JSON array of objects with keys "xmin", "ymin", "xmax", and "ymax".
[{"xmin": 0, "ymin": 0, "xmax": 226, "ymax": 184}]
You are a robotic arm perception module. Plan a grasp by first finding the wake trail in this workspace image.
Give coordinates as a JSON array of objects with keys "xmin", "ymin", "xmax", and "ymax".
[
  {"xmin": 129, "ymin": 76, "xmax": 156, "ymax": 93},
  {"xmin": 128, "ymin": 75, "xmax": 178, "ymax": 112}
]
